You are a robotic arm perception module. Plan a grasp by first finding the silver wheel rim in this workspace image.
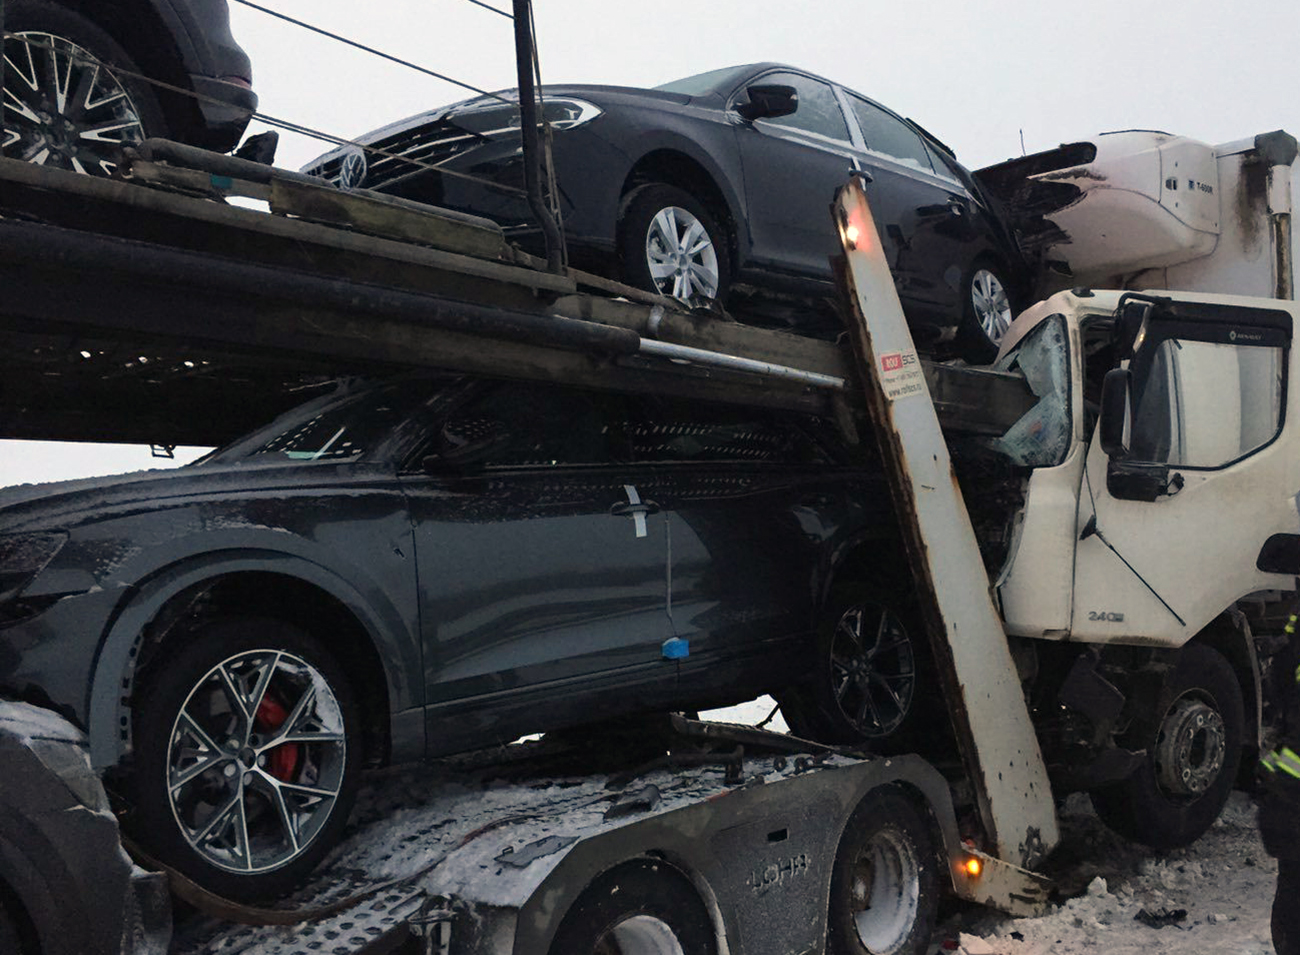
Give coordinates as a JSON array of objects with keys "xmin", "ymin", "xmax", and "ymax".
[
  {"xmin": 166, "ymin": 648, "xmax": 347, "ymax": 875},
  {"xmin": 645, "ymin": 205, "xmax": 720, "ymax": 300},
  {"xmin": 3, "ymin": 31, "xmax": 146, "ymax": 174},
  {"xmin": 830, "ymin": 603, "xmax": 916, "ymax": 738},
  {"xmin": 971, "ymin": 268, "xmax": 1013, "ymax": 344},
  {"xmin": 1154, "ymin": 695, "xmax": 1226, "ymax": 798},
  {"xmin": 599, "ymin": 915, "xmax": 686, "ymax": 955},
  {"xmin": 849, "ymin": 826, "xmax": 922, "ymax": 953}
]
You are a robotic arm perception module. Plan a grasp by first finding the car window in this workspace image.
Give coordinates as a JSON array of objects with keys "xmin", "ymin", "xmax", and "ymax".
[
  {"xmin": 241, "ymin": 381, "xmax": 433, "ymax": 463},
  {"xmin": 623, "ymin": 397, "xmax": 833, "ymax": 465},
  {"xmin": 845, "ymin": 95, "xmax": 935, "ymax": 174},
  {"xmin": 751, "ymin": 72, "xmax": 851, "ymax": 143},
  {"xmin": 433, "ymin": 383, "xmax": 626, "ymax": 468}
]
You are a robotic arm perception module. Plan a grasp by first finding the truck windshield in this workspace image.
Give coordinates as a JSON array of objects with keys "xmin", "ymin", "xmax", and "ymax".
[{"xmin": 989, "ymin": 315, "xmax": 1072, "ymax": 468}]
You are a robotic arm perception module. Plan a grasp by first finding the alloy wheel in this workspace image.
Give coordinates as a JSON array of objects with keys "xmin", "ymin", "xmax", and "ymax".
[
  {"xmin": 829, "ymin": 602, "xmax": 917, "ymax": 738},
  {"xmin": 645, "ymin": 205, "xmax": 721, "ymax": 300},
  {"xmin": 970, "ymin": 268, "xmax": 1013, "ymax": 345},
  {"xmin": 165, "ymin": 648, "xmax": 348, "ymax": 875},
  {"xmin": 3, "ymin": 31, "xmax": 146, "ymax": 174}
]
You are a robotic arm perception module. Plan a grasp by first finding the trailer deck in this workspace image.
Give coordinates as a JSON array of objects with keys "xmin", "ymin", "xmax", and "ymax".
[{"xmin": 0, "ymin": 150, "xmax": 1033, "ymax": 448}]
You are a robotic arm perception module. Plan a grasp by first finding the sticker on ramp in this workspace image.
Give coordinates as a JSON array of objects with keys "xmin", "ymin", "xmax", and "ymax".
[{"xmin": 879, "ymin": 349, "xmax": 925, "ymax": 400}]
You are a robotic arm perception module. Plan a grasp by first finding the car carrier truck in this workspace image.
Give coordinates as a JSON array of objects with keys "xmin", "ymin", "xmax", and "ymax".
[{"xmin": 1, "ymin": 126, "xmax": 1299, "ymax": 954}]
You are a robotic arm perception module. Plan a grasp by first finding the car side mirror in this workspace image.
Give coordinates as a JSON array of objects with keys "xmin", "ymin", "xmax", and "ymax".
[
  {"xmin": 1098, "ymin": 368, "xmax": 1131, "ymax": 458},
  {"xmin": 735, "ymin": 84, "xmax": 798, "ymax": 122}
]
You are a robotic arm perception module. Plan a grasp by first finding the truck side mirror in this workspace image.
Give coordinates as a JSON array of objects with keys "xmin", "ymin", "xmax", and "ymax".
[
  {"xmin": 1098, "ymin": 368, "xmax": 1131, "ymax": 458},
  {"xmin": 735, "ymin": 85, "xmax": 799, "ymax": 122}
]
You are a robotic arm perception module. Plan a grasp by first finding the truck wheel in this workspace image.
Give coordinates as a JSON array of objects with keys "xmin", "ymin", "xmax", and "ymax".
[
  {"xmin": 782, "ymin": 586, "xmax": 934, "ymax": 752},
  {"xmin": 547, "ymin": 857, "xmax": 717, "ymax": 955},
  {"xmin": 3, "ymin": 0, "xmax": 168, "ymax": 175},
  {"xmin": 0, "ymin": 895, "xmax": 31, "ymax": 955},
  {"xmin": 1090, "ymin": 644, "xmax": 1244, "ymax": 850},
  {"xmin": 130, "ymin": 617, "xmax": 361, "ymax": 901},
  {"xmin": 619, "ymin": 184, "xmax": 730, "ymax": 304},
  {"xmin": 828, "ymin": 788, "xmax": 939, "ymax": 955},
  {"xmin": 955, "ymin": 259, "xmax": 1015, "ymax": 364}
]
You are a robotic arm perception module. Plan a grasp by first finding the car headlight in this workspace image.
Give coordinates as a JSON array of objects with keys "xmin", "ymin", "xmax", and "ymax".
[
  {"xmin": 0, "ymin": 532, "xmax": 68, "ymax": 603},
  {"xmin": 447, "ymin": 97, "xmax": 602, "ymax": 137}
]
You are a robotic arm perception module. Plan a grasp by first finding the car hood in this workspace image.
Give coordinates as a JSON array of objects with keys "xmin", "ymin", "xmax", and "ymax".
[
  {"xmin": 302, "ymin": 84, "xmax": 696, "ymax": 170},
  {"xmin": 0, "ymin": 461, "xmax": 364, "ymax": 534}
]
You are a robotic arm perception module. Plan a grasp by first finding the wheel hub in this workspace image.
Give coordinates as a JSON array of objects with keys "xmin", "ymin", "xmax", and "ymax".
[
  {"xmin": 4, "ymin": 31, "xmax": 147, "ymax": 175},
  {"xmin": 165, "ymin": 648, "xmax": 347, "ymax": 874},
  {"xmin": 1155, "ymin": 698, "xmax": 1226, "ymax": 796}
]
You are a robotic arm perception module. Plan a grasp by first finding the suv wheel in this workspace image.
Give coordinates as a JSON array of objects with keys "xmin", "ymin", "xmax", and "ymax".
[{"xmin": 3, "ymin": 0, "xmax": 167, "ymax": 175}]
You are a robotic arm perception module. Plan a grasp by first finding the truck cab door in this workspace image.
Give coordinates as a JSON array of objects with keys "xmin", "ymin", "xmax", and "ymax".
[{"xmin": 1070, "ymin": 300, "xmax": 1298, "ymax": 645}]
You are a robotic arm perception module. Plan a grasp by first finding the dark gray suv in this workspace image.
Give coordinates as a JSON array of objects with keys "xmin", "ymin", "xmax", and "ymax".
[
  {"xmin": 2, "ymin": 0, "xmax": 256, "ymax": 174},
  {"xmin": 0, "ymin": 374, "xmax": 919, "ymax": 900}
]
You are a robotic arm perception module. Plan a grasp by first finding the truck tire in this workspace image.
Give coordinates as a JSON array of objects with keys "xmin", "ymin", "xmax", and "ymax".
[
  {"xmin": 827, "ymin": 788, "xmax": 939, "ymax": 955},
  {"xmin": 3, "ymin": 0, "xmax": 168, "ymax": 175},
  {"xmin": 619, "ymin": 183, "xmax": 730, "ymax": 304},
  {"xmin": 0, "ymin": 896, "xmax": 30, "ymax": 955},
  {"xmin": 130, "ymin": 617, "xmax": 362, "ymax": 901},
  {"xmin": 547, "ymin": 857, "xmax": 717, "ymax": 955},
  {"xmin": 1090, "ymin": 643, "xmax": 1244, "ymax": 850},
  {"xmin": 781, "ymin": 585, "xmax": 938, "ymax": 753}
]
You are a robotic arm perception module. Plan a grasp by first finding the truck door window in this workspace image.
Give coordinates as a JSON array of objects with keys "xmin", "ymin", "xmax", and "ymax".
[{"xmin": 1129, "ymin": 338, "xmax": 1284, "ymax": 469}]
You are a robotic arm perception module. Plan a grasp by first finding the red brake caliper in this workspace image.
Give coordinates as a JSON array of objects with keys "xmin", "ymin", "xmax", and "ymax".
[{"xmin": 255, "ymin": 695, "xmax": 301, "ymax": 781}]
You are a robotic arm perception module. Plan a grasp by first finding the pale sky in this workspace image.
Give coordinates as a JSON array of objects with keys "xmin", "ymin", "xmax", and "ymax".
[{"xmin": 4, "ymin": 0, "xmax": 1299, "ymax": 488}]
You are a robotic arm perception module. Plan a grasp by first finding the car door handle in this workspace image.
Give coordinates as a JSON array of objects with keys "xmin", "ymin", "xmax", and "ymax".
[
  {"xmin": 612, "ymin": 485, "xmax": 659, "ymax": 538},
  {"xmin": 610, "ymin": 500, "xmax": 661, "ymax": 517},
  {"xmin": 947, "ymin": 197, "xmax": 966, "ymax": 217}
]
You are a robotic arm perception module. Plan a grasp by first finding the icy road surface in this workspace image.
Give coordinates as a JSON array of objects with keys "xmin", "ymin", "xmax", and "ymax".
[{"xmin": 939, "ymin": 790, "xmax": 1278, "ymax": 955}]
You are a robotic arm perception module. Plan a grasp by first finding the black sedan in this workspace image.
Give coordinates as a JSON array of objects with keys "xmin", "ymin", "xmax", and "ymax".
[
  {"xmin": 2, "ymin": 0, "xmax": 256, "ymax": 174},
  {"xmin": 0, "ymin": 374, "xmax": 921, "ymax": 900},
  {"xmin": 304, "ymin": 63, "xmax": 1026, "ymax": 361}
]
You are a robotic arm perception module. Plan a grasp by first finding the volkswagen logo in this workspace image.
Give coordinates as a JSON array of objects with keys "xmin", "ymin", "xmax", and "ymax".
[{"xmin": 338, "ymin": 147, "xmax": 368, "ymax": 190}]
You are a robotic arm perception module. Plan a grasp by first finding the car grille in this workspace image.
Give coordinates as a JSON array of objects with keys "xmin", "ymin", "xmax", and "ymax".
[{"xmin": 306, "ymin": 121, "xmax": 489, "ymax": 189}]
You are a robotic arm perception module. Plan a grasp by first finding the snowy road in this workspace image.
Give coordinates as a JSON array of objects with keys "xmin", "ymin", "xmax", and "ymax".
[{"xmin": 940, "ymin": 791, "xmax": 1278, "ymax": 954}]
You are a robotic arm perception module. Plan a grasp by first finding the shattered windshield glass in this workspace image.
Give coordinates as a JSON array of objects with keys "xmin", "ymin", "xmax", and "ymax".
[{"xmin": 989, "ymin": 315, "xmax": 1072, "ymax": 467}]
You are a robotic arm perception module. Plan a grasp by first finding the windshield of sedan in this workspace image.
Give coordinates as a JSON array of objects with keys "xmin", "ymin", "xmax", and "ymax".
[
  {"xmin": 654, "ymin": 65, "xmax": 753, "ymax": 96},
  {"xmin": 207, "ymin": 379, "xmax": 447, "ymax": 465}
]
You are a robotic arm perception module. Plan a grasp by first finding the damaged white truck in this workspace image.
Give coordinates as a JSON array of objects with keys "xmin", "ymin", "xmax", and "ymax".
[{"xmin": 0, "ymin": 126, "xmax": 1298, "ymax": 955}]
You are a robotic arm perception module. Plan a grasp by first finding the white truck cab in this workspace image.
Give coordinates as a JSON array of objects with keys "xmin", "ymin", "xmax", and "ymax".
[{"xmin": 974, "ymin": 287, "xmax": 1299, "ymax": 848}]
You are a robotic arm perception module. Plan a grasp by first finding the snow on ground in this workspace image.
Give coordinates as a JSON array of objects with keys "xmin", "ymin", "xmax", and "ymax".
[{"xmin": 940, "ymin": 790, "xmax": 1278, "ymax": 954}]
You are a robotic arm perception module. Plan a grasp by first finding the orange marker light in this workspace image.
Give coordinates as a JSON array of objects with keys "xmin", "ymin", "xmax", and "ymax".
[
  {"xmin": 963, "ymin": 857, "xmax": 983, "ymax": 878},
  {"xmin": 844, "ymin": 223, "xmax": 861, "ymax": 249}
]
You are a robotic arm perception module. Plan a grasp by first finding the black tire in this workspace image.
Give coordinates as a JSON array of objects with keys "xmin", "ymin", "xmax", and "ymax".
[
  {"xmin": 619, "ymin": 183, "xmax": 731, "ymax": 304},
  {"xmin": 2, "ymin": 0, "xmax": 168, "ymax": 174},
  {"xmin": 954, "ymin": 258, "xmax": 1015, "ymax": 365},
  {"xmin": 547, "ymin": 857, "xmax": 717, "ymax": 955},
  {"xmin": 781, "ymin": 586, "xmax": 938, "ymax": 753},
  {"xmin": 827, "ymin": 788, "xmax": 939, "ymax": 955},
  {"xmin": 130, "ymin": 617, "xmax": 362, "ymax": 901},
  {"xmin": 0, "ymin": 891, "xmax": 32, "ymax": 955},
  {"xmin": 1090, "ymin": 644, "xmax": 1244, "ymax": 850}
]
